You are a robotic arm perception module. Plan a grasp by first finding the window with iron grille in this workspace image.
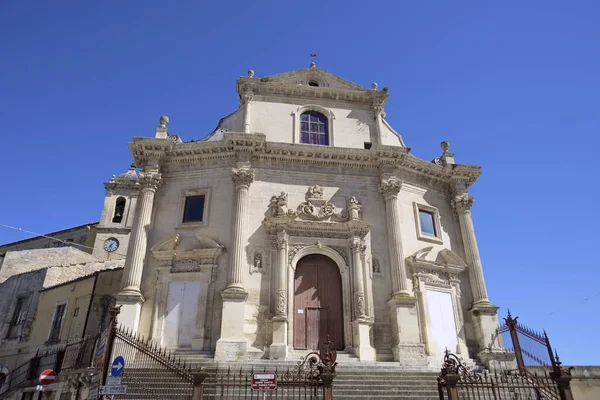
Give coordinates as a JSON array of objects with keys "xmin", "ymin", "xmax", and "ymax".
[
  {"xmin": 48, "ymin": 304, "xmax": 66, "ymax": 342},
  {"xmin": 300, "ymin": 111, "xmax": 329, "ymax": 145},
  {"xmin": 7, "ymin": 297, "xmax": 26, "ymax": 339}
]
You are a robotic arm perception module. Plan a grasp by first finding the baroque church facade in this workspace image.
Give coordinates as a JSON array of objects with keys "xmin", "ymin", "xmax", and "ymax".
[{"xmin": 94, "ymin": 64, "xmax": 502, "ymax": 367}]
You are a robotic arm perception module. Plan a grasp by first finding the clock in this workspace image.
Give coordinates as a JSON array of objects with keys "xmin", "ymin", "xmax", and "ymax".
[{"xmin": 104, "ymin": 238, "xmax": 119, "ymax": 253}]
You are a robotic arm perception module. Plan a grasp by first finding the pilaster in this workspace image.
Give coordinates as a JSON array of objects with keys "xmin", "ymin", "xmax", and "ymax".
[
  {"xmin": 350, "ymin": 237, "xmax": 375, "ymax": 361},
  {"xmin": 270, "ymin": 230, "xmax": 288, "ymax": 360}
]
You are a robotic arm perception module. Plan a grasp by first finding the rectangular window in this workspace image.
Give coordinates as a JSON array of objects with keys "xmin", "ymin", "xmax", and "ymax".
[
  {"xmin": 419, "ymin": 210, "xmax": 436, "ymax": 236},
  {"xmin": 182, "ymin": 195, "xmax": 205, "ymax": 223},
  {"xmin": 7, "ymin": 298, "xmax": 26, "ymax": 339},
  {"xmin": 414, "ymin": 203, "xmax": 443, "ymax": 244},
  {"xmin": 48, "ymin": 304, "xmax": 66, "ymax": 342}
]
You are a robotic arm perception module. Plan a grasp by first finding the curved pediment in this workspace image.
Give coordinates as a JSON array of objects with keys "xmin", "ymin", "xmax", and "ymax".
[
  {"xmin": 406, "ymin": 246, "xmax": 467, "ymax": 274},
  {"xmin": 151, "ymin": 233, "xmax": 225, "ymax": 265}
]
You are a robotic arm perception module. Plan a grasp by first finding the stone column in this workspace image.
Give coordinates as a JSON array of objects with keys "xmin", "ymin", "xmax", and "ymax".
[
  {"xmin": 270, "ymin": 230, "xmax": 288, "ymax": 359},
  {"xmin": 452, "ymin": 191, "xmax": 500, "ymax": 358},
  {"xmin": 226, "ymin": 167, "xmax": 255, "ymax": 290},
  {"xmin": 350, "ymin": 237, "xmax": 375, "ymax": 361},
  {"xmin": 115, "ymin": 171, "xmax": 161, "ymax": 332},
  {"xmin": 451, "ymin": 193, "xmax": 490, "ymax": 306},
  {"xmin": 379, "ymin": 175, "xmax": 426, "ymax": 366},
  {"xmin": 215, "ymin": 166, "xmax": 254, "ymax": 361},
  {"xmin": 242, "ymin": 92, "xmax": 253, "ymax": 134},
  {"xmin": 378, "ymin": 176, "xmax": 410, "ymax": 296}
]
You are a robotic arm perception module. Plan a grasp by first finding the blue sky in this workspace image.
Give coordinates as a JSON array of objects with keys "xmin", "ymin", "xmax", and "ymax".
[{"xmin": 1, "ymin": 1, "xmax": 599, "ymax": 364}]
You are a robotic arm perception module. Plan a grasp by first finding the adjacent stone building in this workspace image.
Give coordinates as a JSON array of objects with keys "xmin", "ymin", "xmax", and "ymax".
[{"xmin": 90, "ymin": 64, "xmax": 504, "ymax": 367}]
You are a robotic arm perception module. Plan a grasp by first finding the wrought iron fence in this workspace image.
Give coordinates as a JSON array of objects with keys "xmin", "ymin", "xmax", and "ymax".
[
  {"xmin": 196, "ymin": 341, "xmax": 337, "ymax": 400},
  {"xmin": 438, "ymin": 351, "xmax": 561, "ymax": 400},
  {"xmin": 493, "ymin": 311, "xmax": 555, "ymax": 369}
]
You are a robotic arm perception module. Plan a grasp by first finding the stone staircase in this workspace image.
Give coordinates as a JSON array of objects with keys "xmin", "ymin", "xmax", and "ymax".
[{"xmin": 116, "ymin": 351, "xmax": 446, "ymax": 399}]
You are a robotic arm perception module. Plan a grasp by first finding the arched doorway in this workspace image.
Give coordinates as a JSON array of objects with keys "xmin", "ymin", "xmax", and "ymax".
[{"xmin": 293, "ymin": 255, "xmax": 344, "ymax": 350}]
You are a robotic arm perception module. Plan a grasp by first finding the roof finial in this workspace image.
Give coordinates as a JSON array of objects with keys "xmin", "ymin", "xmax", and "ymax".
[
  {"xmin": 371, "ymin": 82, "xmax": 378, "ymax": 90},
  {"xmin": 310, "ymin": 61, "xmax": 316, "ymax": 68},
  {"xmin": 441, "ymin": 141, "xmax": 450, "ymax": 152},
  {"xmin": 248, "ymin": 69, "xmax": 254, "ymax": 78},
  {"xmin": 159, "ymin": 115, "xmax": 169, "ymax": 128}
]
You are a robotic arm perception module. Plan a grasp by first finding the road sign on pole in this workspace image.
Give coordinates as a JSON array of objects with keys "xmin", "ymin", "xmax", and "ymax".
[
  {"xmin": 39, "ymin": 369, "xmax": 56, "ymax": 385},
  {"xmin": 110, "ymin": 356, "xmax": 125, "ymax": 377}
]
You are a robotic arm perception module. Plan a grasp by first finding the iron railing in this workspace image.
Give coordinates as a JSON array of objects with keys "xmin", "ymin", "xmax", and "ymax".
[
  {"xmin": 438, "ymin": 351, "xmax": 561, "ymax": 400},
  {"xmin": 110, "ymin": 326, "xmax": 194, "ymax": 399}
]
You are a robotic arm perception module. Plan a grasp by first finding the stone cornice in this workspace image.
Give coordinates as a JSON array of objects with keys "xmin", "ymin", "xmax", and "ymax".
[
  {"xmin": 236, "ymin": 77, "xmax": 389, "ymax": 107},
  {"xmin": 129, "ymin": 133, "xmax": 482, "ymax": 189}
]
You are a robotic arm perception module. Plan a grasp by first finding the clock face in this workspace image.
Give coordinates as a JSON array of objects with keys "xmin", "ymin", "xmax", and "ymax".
[{"xmin": 104, "ymin": 238, "xmax": 119, "ymax": 253}]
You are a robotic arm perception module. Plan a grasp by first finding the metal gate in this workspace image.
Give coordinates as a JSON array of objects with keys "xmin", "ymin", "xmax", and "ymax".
[{"xmin": 438, "ymin": 312, "xmax": 574, "ymax": 400}]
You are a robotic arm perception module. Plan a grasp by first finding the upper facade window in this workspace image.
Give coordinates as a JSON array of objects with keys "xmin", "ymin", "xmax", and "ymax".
[
  {"xmin": 414, "ymin": 203, "xmax": 443, "ymax": 244},
  {"xmin": 48, "ymin": 304, "xmax": 66, "ymax": 342},
  {"xmin": 300, "ymin": 111, "xmax": 329, "ymax": 146},
  {"xmin": 183, "ymin": 195, "xmax": 206, "ymax": 223}
]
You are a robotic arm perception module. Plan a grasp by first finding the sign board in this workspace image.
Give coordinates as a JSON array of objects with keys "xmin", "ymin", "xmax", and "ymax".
[
  {"xmin": 106, "ymin": 376, "xmax": 122, "ymax": 385},
  {"xmin": 39, "ymin": 369, "xmax": 56, "ymax": 385},
  {"xmin": 111, "ymin": 356, "xmax": 125, "ymax": 377},
  {"xmin": 61, "ymin": 342, "xmax": 82, "ymax": 370},
  {"xmin": 94, "ymin": 327, "xmax": 108, "ymax": 368},
  {"xmin": 99, "ymin": 385, "xmax": 127, "ymax": 395},
  {"xmin": 88, "ymin": 374, "xmax": 100, "ymax": 400},
  {"xmin": 251, "ymin": 373, "xmax": 277, "ymax": 391}
]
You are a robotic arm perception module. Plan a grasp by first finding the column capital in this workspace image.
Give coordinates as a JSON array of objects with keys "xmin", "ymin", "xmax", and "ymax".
[
  {"xmin": 372, "ymin": 103, "xmax": 386, "ymax": 118},
  {"xmin": 240, "ymin": 90, "xmax": 254, "ymax": 106},
  {"xmin": 451, "ymin": 192, "xmax": 474, "ymax": 212},
  {"xmin": 349, "ymin": 237, "xmax": 367, "ymax": 254},
  {"xmin": 138, "ymin": 172, "xmax": 162, "ymax": 191},
  {"xmin": 379, "ymin": 176, "xmax": 402, "ymax": 200},
  {"xmin": 232, "ymin": 167, "xmax": 255, "ymax": 189}
]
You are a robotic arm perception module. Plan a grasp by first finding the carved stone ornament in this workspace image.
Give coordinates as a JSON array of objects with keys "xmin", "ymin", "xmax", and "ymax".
[
  {"xmin": 451, "ymin": 192, "xmax": 474, "ymax": 212},
  {"xmin": 231, "ymin": 167, "xmax": 255, "ymax": 189},
  {"xmin": 138, "ymin": 172, "xmax": 162, "ymax": 191},
  {"xmin": 379, "ymin": 176, "xmax": 402, "ymax": 199},
  {"xmin": 354, "ymin": 292, "xmax": 366, "ymax": 317},
  {"xmin": 275, "ymin": 288, "xmax": 286, "ymax": 316},
  {"xmin": 287, "ymin": 244, "xmax": 305, "ymax": 266},
  {"xmin": 269, "ymin": 192, "xmax": 296, "ymax": 217},
  {"xmin": 330, "ymin": 246, "xmax": 350, "ymax": 267},
  {"xmin": 263, "ymin": 186, "xmax": 371, "ymax": 240}
]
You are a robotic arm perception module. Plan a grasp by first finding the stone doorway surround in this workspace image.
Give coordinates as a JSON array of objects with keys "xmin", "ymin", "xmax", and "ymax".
[
  {"xmin": 406, "ymin": 247, "xmax": 469, "ymax": 360},
  {"xmin": 149, "ymin": 233, "xmax": 226, "ymax": 351},
  {"xmin": 263, "ymin": 185, "xmax": 376, "ymax": 361}
]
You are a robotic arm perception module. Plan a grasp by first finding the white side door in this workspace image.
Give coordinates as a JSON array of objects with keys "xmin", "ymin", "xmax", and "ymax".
[{"xmin": 426, "ymin": 289, "xmax": 458, "ymax": 354}]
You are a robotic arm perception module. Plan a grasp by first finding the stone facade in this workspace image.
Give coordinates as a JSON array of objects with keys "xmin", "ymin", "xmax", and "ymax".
[{"xmin": 94, "ymin": 65, "xmax": 499, "ymax": 367}]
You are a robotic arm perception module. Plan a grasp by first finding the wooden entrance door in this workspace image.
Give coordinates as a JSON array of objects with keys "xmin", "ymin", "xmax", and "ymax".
[{"xmin": 293, "ymin": 255, "xmax": 344, "ymax": 350}]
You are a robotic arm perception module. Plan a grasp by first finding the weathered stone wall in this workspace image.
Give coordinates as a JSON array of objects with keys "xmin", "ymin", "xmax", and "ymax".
[
  {"xmin": 0, "ymin": 247, "xmax": 98, "ymax": 283},
  {"xmin": 528, "ymin": 366, "xmax": 600, "ymax": 400}
]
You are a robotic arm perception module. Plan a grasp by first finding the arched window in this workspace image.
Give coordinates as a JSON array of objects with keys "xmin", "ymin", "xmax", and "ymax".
[
  {"xmin": 112, "ymin": 197, "xmax": 126, "ymax": 223},
  {"xmin": 300, "ymin": 111, "xmax": 329, "ymax": 145}
]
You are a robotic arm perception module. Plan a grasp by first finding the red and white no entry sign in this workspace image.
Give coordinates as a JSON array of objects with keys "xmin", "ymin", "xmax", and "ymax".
[{"xmin": 39, "ymin": 369, "xmax": 56, "ymax": 385}]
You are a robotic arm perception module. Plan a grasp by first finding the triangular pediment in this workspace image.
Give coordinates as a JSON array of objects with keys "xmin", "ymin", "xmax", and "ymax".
[{"xmin": 261, "ymin": 66, "xmax": 366, "ymax": 91}]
